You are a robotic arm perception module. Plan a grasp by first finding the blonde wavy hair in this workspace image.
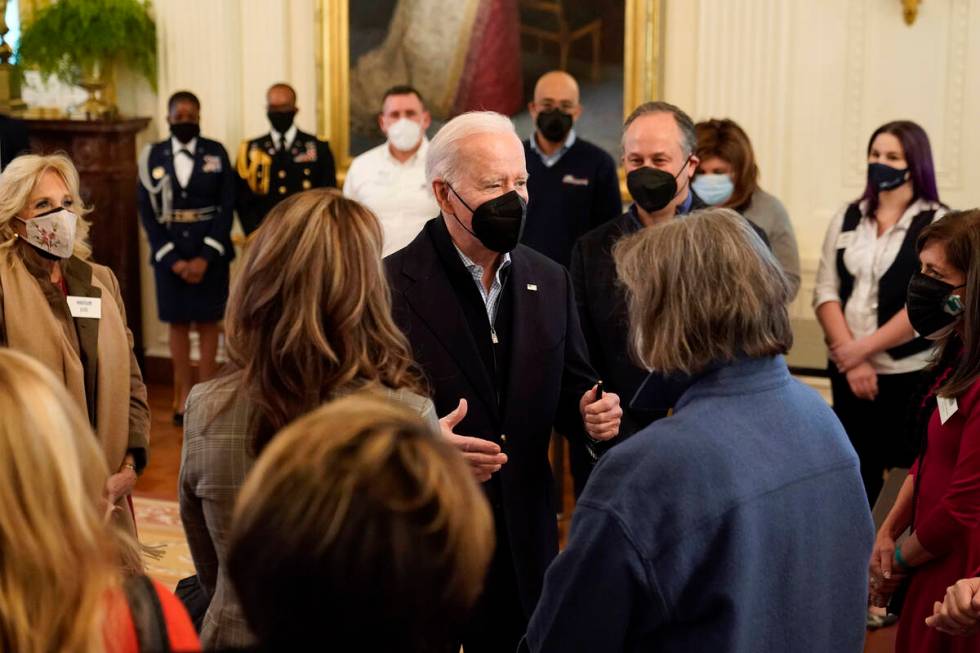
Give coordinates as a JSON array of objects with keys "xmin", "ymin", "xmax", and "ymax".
[
  {"xmin": 0, "ymin": 153, "xmax": 93, "ymax": 262},
  {"xmin": 614, "ymin": 208, "xmax": 792, "ymax": 375},
  {"xmin": 0, "ymin": 349, "xmax": 121, "ymax": 653},
  {"xmin": 228, "ymin": 392, "xmax": 494, "ymax": 650},
  {"xmin": 224, "ymin": 188, "xmax": 426, "ymax": 453}
]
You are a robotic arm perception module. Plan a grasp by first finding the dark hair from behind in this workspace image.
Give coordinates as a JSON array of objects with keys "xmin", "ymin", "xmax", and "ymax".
[
  {"xmin": 167, "ymin": 90, "xmax": 200, "ymax": 113},
  {"xmin": 382, "ymin": 84, "xmax": 425, "ymax": 109},
  {"xmin": 227, "ymin": 393, "xmax": 494, "ymax": 652},
  {"xmin": 694, "ymin": 118, "xmax": 760, "ymax": 211},
  {"xmin": 917, "ymin": 209, "xmax": 980, "ymax": 398},
  {"xmin": 859, "ymin": 120, "xmax": 940, "ymax": 217}
]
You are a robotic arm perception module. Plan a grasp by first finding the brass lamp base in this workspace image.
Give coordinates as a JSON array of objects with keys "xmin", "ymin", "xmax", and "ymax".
[
  {"xmin": 78, "ymin": 60, "xmax": 118, "ymax": 120},
  {"xmin": 0, "ymin": 62, "xmax": 25, "ymax": 114}
]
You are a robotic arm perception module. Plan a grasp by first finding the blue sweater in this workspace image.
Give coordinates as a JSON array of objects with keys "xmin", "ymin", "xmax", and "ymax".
[
  {"xmin": 526, "ymin": 356, "xmax": 874, "ymax": 653},
  {"xmin": 521, "ymin": 138, "xmax": 622, "ymax": 268}
]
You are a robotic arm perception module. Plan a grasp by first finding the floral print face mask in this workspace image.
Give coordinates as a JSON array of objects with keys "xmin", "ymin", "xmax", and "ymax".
[{"xmin": 17, "ymin": 208, "xmax": 78, "ymax": 259}]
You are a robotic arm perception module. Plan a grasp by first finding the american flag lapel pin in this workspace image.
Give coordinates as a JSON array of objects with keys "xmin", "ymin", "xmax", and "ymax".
[{"xmin": 527, "ymin": 283, "xmax": 538, "ymax": 291}]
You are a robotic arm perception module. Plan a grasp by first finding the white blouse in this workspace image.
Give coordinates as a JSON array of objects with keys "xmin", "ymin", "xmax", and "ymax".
[{"xmin": 813, "ymin": 198, "xmax": 947, "ymax": 374}]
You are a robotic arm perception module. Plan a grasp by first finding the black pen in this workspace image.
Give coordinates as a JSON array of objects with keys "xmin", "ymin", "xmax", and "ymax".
[{"xmin": 595, "ymin": 380, "xmax": 603, "ymax": 400}]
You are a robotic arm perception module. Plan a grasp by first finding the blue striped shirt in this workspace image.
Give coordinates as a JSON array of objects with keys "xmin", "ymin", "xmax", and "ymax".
[{"xmin": 453, "ymin": 245, "xmax": 512, "ymax": 325}]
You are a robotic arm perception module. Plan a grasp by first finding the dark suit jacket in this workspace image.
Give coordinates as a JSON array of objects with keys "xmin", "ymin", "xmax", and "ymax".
[
  {"xmin": 570, "ymin": 194, "xmax": 770, "ymax": 442},
  {"xmin": 235, "ymin": 130, "xmax": 337, "ymax": 234},
  {"xmin": 385, "ymin": 218, "xmax": 596, "ymax": 616}
]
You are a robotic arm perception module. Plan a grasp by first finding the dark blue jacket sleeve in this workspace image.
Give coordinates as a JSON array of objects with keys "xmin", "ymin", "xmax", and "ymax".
[
  {"xmin": 201, "ymin": 144, "xmax": 236, "ymax": 263},
  {"xmin": 526, "ymin": 504, "xmax": 662, "ymax": 652},
  {"xmin": 555, "ymin": 266, "xmax": 599, "ymax": 441},
  {"xmin": 137, "ymin": 166, "xmax": 181, "ymax": 270}
]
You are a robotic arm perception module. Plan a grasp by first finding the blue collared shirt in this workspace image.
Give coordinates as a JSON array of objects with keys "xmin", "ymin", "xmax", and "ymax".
[
  {"xmin": 529, "ymin": 128, "xmax": 577, "ymax": 168},
  {"xmin": 626, "ymin": 189, "xmax": 696, "ymax": 230},
  {"xmin": 453, "ymin": 245, "xmax": 512, "ymax": 324}
]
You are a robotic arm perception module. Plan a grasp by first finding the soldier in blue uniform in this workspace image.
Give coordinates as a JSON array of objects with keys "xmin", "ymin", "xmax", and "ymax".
[
  {"xmin": 235, "ymin": 82, "xmax": 337, "ymax": 234},
  {"xmin": 137, "ymin": 91, "xmax": 235, "ymax": 426}
]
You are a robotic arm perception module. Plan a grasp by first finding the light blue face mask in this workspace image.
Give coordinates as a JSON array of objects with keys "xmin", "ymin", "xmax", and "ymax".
[{"xmin": 691, "ymin": 173, "xmax": 735, "ymax": 206}]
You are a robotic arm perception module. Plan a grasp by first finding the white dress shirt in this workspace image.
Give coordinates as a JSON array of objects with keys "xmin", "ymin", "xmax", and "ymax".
[
  {"xmin": 813, "ymin": 198, "xmax": 947, "ymax": 374},
  {"xmin": 269, "ymin": 124, "xmax": 297, "ymax": 151},
  {"xmin": 343, "ymin": 138, "xmax": 439, "ymax": 257},
  {"xmin": 171, "ymin": 136, "xmax": 197, "ymax": 188}
]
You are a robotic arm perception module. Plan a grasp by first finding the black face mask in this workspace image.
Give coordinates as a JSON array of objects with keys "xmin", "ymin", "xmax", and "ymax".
[
  {"xmin": 448, "ymin": 186, "xmax": 527, "ymax": 253},
  {"xmin": 536, "ymin": 109, "xmax": 574, "ymax": 144},
  {"xmin": 626, "ymin": 163, "xmax": 689, "ymax": 214},
  {"xmin": 170, "ymin": 122, "xmax": 200, "ymax": 144},
  {"xmin": 868, "ymin": 162, "xmax": 909, "ymax": 192},
  {"xmin": 268, "ymin": 110, "xmax": 296, "ymax": 134},
  {"xmin": 907, "ymin": 272, "xmax": 965, "ymax": 340}
]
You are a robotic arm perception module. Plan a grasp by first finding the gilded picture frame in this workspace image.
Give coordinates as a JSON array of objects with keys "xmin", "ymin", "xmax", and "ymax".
[{"xmin": 316, "ymin": 0, "xmax": 664, "ymax": 175}]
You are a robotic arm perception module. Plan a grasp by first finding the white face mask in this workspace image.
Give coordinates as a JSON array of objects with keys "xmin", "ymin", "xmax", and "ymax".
[
  {"xmin": 386, "ymin": 118, "xmax": 423, "ymax": 152},
  {"xmin": 17, "ymin": 209, "xmax": 78, "ymax": 259}
]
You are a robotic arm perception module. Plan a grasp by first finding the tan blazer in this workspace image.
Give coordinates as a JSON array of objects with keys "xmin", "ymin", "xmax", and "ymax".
[
  {"xmin": 0, "ymin": 256, "xmax": 150, "ymax": 535},
  {"xmin": 179, "ymin": 372, "xmax": 438, "ymax": 649}
]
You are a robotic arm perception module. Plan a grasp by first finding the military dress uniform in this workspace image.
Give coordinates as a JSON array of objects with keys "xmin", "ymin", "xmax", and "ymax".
[
  {"xmin": 137, "ymin": 136, "xmax": 236, "ymax": 324},
  {"xmin": 235, "ymin": 126, "xmax": 337, "ymax": 234}
]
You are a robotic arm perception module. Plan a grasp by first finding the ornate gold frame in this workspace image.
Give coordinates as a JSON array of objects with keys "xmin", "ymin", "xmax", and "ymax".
[{"xmin": 316, "ymin": 0, "xmax": 664, "ymax": 173}]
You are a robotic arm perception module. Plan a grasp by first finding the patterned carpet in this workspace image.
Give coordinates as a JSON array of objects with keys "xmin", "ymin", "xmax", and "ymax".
[{"xmin": 134, "ymin": 497, "xmax": 195, "ymax": 590}]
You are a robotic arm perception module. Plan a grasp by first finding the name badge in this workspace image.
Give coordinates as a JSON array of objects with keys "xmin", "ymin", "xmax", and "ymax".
[
  {"xmin": 67, "ymin": 296, "xmax": 102, "ymax": 319},
  {"xmin": 836, "ymin": 231, "xmax": 855, "ymax": 249},
  {"xmin": 938, "ymin": 396, "xmax": 958, "ymax": 425}
]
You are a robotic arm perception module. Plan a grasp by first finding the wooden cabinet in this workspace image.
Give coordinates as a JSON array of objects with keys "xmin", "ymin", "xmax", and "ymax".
[{"xmin": 25, "ymin": 118, "xmax": 151, "ymax": 360}]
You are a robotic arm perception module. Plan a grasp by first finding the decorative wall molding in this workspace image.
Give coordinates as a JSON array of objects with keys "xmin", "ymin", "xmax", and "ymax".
[
  {"xmin": 690, "ymin": 0, "xmax": 794, "ymax": 199},
  {"xmin": 842, "ymin": 0, "xmax": 969, "ymax": 189},
  {"xmin": 842, "ymin": 0, "xmax": 868, "ymax": 188},
  {"xmin": 941, "ymin": 0, "xmax": 969, "ymax": 189}
]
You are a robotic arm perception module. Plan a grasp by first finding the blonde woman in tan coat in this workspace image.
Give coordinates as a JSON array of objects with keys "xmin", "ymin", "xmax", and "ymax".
[{"xmin": 0, "ymin": 154, "xmax": 150, "ymax": 538}]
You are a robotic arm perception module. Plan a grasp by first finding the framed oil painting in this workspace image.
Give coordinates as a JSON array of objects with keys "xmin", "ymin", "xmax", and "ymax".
[{"xmin": 317, "ymin": 0, "xmax": 663, "ymax": 171}]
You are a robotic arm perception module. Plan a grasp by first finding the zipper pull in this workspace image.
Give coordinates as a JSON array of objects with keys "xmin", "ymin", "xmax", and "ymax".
[{"xmin": 490, "ymin": 326, "xmax": 499, "ymax": 344}]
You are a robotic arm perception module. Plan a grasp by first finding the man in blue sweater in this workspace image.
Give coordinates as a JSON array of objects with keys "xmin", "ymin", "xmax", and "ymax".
[{"xmin": 521, "ymin": 71, "xmax": 622, "ymax": 269}]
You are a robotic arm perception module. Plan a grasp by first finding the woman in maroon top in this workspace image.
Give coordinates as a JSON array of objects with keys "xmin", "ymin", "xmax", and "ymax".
[{"xmin": 871, "ymin": 208, "xmax": 980, "ymax": 652}]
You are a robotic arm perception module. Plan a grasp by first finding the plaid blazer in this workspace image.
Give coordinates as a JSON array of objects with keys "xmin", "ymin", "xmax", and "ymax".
[{"xmin": 178, "ymin": 372, "xmax": 438, "ymax": 649}]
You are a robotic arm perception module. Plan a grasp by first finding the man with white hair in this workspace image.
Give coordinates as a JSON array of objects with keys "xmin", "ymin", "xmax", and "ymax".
[{"xmin": 385, "ymin": 111, "xmax": 623, "ymax": 653}]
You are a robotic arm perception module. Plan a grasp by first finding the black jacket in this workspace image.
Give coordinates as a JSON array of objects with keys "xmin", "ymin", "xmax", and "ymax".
[
  {"xmin": 570, "ymin": 194, "xmax": 770, "ymax": 440},
  {"xmin": 385, "ymin": 218, "xmax": 596, "ymax": 616},
  {"xmin": 235, "ymin": 130, "xmax": 337, "ymax": 234}
]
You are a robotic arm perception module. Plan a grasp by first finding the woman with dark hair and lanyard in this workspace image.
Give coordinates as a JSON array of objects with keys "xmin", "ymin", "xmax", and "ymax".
[
  {"xmin": 814, "ymin": 120, "xmax": 947, "ymax": 505},
  {"xmin": 870, "ymin": 209, "xmax": 980, "ymax": 653}
]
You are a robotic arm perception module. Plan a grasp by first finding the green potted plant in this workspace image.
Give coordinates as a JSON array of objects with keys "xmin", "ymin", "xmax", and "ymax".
[{"xmin": 17, "ymin": 0, "xmax": 156, "ymax": 118}]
